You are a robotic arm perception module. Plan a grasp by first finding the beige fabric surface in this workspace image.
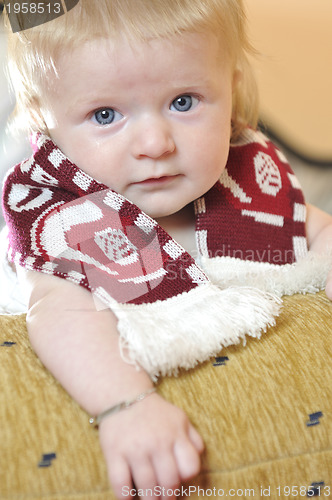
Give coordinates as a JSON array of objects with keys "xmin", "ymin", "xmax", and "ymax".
[{"xmin": 0, "ymin": 292, "xmax": 331, "ymax": 499}]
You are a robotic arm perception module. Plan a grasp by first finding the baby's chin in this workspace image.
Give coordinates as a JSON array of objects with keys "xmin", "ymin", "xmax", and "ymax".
[
  {"xmin": 144, "ymin": 206, "xmax": 187, "ymax": 222},
  {"xmin": 135, "ymin": 201, "xmax": 188, "ymax": 221}
]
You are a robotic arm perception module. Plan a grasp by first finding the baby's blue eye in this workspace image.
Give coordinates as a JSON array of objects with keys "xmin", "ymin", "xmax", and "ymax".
[
  {"xmin": 93, "ymin": 108, "xmax": 122, "ymax": 125},
  {"xmin": 170, "ymin": 95, "xmax": 198, "ymax": 112}
]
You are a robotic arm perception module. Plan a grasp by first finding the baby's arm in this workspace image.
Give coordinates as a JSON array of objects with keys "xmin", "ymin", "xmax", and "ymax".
[
  {"xmin": 20, "ymin": 270, "xmax": 203, "ymax": 499},
  {"xmin": 306, "ymin": 203, "xmax": 332, "ymax": 299}
]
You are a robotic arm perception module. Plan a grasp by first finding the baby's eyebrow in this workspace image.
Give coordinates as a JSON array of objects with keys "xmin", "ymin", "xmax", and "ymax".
[
  {"xmin": 66, "ymin": 96, "xmax": 112, "ymax": 114},
  {"xmin": 66, "ymin": 97, "xmax": 89, "ymax": 112},
  {"xmin": 169, "ymin": 77, "xmax": 218, "ymax": 93}
]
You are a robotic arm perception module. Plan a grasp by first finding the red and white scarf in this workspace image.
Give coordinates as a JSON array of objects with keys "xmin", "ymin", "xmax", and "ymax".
[{"xmin": 2, "ymin": 128, "xmax": 325, "ymax": 378}]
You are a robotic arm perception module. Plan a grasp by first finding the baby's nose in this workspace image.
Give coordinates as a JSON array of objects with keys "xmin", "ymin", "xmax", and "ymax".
[{"xmin": 131, "ymin": 116, "xmax": 175, "ymax": 159}]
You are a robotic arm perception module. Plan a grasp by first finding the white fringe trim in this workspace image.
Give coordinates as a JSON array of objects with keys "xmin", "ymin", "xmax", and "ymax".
[
  {"xmin": 94, "ymin": 284, "xmax": 281, "ymax": 379},
  {"xmin": 200, "ymin": 252, "xmax": 332, "ymax": 297}
]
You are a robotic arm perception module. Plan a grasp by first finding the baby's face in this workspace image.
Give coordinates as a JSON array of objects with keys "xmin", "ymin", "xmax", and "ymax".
[{"xmin": 42, "ymin": 31, "xmax": 235, "ymax": 218}]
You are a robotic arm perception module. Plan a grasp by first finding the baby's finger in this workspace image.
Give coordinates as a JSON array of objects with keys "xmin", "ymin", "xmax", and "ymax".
[
  {"xmin": 107, "ymin": 456, "xmax": 134, "ymax": 499},
  {"xmin": 188, "ymin": 425, "xmax": 205, "ymax": 453},
  {"xmin": 130, "ymin": 457, "xmax": 159, "ymax": 499},
  {"xmin": 152, "ymin": 450, "xmax": 180, "ymax": 497},
  {"xmin": 173, "ymin": 437, "xmax": 201, "ymax": 482}
]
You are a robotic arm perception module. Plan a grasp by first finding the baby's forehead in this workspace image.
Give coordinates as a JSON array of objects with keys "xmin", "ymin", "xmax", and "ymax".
[
  {"xmin": 42, "ymin": 31, "xmax": 229, "ymax": 103},
  {"xmin": 52, "ymin": 29, "xmax": 230, "ymax": 78}
]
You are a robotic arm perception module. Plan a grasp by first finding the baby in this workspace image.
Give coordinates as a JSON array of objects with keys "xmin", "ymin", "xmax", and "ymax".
[{"xmin": 2, "ymin": 0, "xmax": 332, "ymax": 498}]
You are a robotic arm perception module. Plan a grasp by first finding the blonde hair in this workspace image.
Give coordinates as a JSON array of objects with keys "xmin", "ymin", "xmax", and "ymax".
[{"xmin": 5, "ymin": 0, "xmax": 259, "ymax": 140}]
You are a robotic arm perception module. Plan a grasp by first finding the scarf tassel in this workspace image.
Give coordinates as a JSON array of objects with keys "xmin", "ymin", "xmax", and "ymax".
[{"xmin": 94, "ymin": 284, "xmax": 281, "ymax": 380}]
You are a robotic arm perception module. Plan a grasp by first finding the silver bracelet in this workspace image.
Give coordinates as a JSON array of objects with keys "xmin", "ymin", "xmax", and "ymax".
[{"xmin": 89, "ymin": 387, "xmax": 156, "ymax": 428}]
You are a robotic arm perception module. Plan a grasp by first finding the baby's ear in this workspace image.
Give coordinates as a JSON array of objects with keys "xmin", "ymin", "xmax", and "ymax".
[{"xmin": 232, "ymin": 68, "xmax": 242, "ymax": 92}]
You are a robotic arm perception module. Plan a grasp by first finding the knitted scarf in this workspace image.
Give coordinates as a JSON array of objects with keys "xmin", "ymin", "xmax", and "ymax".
[{"xmin": 2, "ymin": 128, "xmax": 320, "ymax": 378}]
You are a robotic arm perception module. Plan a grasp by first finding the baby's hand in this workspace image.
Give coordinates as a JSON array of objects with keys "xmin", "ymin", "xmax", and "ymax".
[{"xmin": 98, "ymin": 393, "xmax": 204, "ymax": 499}]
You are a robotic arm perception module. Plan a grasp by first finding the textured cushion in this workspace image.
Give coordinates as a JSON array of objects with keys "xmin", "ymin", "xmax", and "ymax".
[{"xmin": 0, "ymin": 292, "xmax": 331, "ymax": 499}]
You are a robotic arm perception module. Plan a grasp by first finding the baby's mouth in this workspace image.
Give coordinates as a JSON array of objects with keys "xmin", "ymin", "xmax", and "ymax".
[{"xmin": 134, "ymin": 175, "xmax": 181, "ymax": 185}]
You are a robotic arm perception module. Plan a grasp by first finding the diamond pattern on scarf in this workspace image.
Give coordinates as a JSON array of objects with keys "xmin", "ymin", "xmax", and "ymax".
[{"xmin": 94, "ymin": 228, "xmax": 138, "ymax": 265}]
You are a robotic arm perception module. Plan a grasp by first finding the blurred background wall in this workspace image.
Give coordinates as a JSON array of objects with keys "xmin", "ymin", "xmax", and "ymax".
[{"xmin": 247, "ymin": 0, "xmax": 332, "ymax": 164}]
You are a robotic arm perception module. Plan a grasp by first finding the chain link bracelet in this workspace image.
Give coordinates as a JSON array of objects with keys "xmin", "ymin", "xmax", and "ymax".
[{"xmin": 89, "ymin": 387, "xmax": 156, "ymax": 428}]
